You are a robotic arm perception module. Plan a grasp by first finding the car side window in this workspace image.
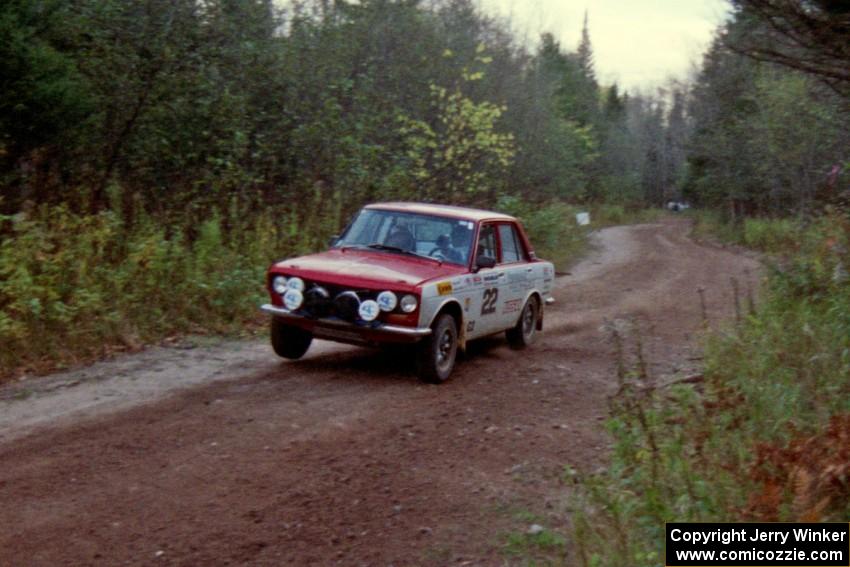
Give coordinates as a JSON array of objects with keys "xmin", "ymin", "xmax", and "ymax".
[
  {"xmin": 498, "ymin": 223, "xmax": 526, "ymax": 263},
  {"xmin": 477, "ymin": 224, "xmax": 498, "ymax": 262}
]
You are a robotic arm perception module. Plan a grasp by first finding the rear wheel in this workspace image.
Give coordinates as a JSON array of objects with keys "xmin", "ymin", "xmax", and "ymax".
[
  {"xmin": 506, "ymin": 297, "xmax": 538, "ymax": 349},
  {"xmin": 270, "ymin": 318, "xmax": 313, "ymax": 359},
  {"xmin": 416, "ymin": 313, "xmax": 458, "ymax": 383}
]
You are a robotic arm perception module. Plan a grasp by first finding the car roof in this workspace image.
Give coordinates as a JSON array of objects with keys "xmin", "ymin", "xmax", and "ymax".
[{"xmin": 365, "ymin": 202, "xmax": 516, "ymax": 222}]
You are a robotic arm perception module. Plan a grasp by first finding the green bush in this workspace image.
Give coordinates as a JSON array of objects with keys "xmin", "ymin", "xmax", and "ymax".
[
  {"xmin": 571, "ymin": 212, "xmax": 850, "ymax": 566},
  {"xmin": 0, "ymin": 205, "xmax": 281, "ymax": 375},
  {"xmin": 742, "ymin": 217, "xmax": 800, "ymax": 253},
  {"xmin": 591, "ymin": 204, "xmax": 664, "ymax": 227},
  {"xmin": 592, "ymin": 204, "xmax": 626, "ymax": 225},
  {"xmin": 688, "ymin": 209, "xmax": 744, "ymax": 245},
  {"xmin": 689, "ymin": 210, "xmax": 804, "ymax": 254}
]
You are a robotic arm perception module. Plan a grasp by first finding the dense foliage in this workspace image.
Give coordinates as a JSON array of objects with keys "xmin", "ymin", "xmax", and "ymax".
[
  {"xmin": 0, "ymin": 207, "xmax": 276, "ymax": 372},
  {"xmin": 0, "ymin": 0, "xmax": 687, "ymax": 374},
  {"xmin": 572, "ymin": 212, "xmax": 850, "ymax": 566},
  {"xmin": 684, "ymin": 11, "xmax": 849, "ymax": 215},
  {"xmin": 728, "ymin": 0, "xmax": 850, "ymax": 97},
  {"xmin": 568, "ymin": 5, "xmax": 849, "ymax": 564},
  {"xmin": 0, "ymin": 0, "xmax": 683, "ymax": 222}
]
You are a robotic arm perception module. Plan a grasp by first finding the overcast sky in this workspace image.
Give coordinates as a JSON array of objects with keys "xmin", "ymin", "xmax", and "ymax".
[{"xmin": 476, "ymin": 0, "xmax": 731, "ymax": 93}]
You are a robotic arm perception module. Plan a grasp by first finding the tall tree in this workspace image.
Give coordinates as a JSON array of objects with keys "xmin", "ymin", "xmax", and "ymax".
[
  {"xmin": 663, "ymin": 87, "xmax": 688, "ymax": 196},
  {"xmin": 597, "ymin": 84, "xmax": 641, "ymax": 202},
  {"xmin": 568, "ymin": 13, "xmax": 600, "ymax": 128},
  {"xmin": 727, "ymin": 0, "xmax": 850, "ymax": 96},
  {"xmin": 685, "ymin": 18, "xmax": 849, "ymax": 216},
  {"xmin": 0, "ymin": 0, "xmax": 93, "ymax": 210},
  {"xmin": 576, "ymin": 11, "xmax": 596, "ymax": 84}
]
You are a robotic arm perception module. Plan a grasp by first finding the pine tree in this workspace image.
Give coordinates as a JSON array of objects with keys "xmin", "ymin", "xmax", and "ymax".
[
  {"xmin": 663, "ymin": 88, "xmax": 688, "ymax": 198},
  {"xmin": 567, "ymin": 11, "xmax": 600, "ymax": 128},
  {"xmin": 576, "ymin": 11, "xmax": 596, "ymax": 86}
]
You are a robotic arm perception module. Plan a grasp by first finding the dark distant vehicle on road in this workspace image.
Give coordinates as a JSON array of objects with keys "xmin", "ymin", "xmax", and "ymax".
[{"xmin": 261, "ymin": 202, "xmax": 555, "ymax": 383}]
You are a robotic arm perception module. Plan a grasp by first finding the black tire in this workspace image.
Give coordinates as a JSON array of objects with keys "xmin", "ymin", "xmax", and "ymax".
[
  {"xmin": 270, "ymin": 318, "xmax": 313, "ymax": 359},
  {"xmin": 416, "ymin": 313, "xmax": 458, "ymax": 384},
  {"xmin": 506, "ymin": 297, "xmax": 538, "ymax": 349}
]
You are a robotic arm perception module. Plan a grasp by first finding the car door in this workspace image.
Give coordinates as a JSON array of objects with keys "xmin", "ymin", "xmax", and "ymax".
[
  {"xmin": 495, "ymin": 222, "xmax": 534, "ymax": 330},
  {"xmin": 466, "ymin": 222, "xmax": 505, "ymax": 338}
]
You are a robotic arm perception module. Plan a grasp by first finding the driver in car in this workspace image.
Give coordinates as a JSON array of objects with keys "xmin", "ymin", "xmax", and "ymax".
[
  {"xmin": 443, "ymin": 224, "xmax": 472, "ymax": 264},
  {"xmin": 431, "ymin": 235, "xmax": 457, "ymax": 261}
]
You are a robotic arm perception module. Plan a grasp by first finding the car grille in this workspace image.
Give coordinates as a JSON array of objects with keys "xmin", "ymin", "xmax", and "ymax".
[{"xmin": 299, "ymin": 280, "xmax": 381, "ymax": 321}]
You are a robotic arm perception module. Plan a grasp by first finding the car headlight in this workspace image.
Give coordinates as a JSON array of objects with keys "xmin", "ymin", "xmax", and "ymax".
[
  {"xmin": 334, "ymin": 291, "xmax": 360, "ymax": 321},
  {"xmin": 272, "ymin": 275, "xmax": 288, "ymax": 294},
  {"xmin": 400, "ymin": 294, "xmax": 418, "ymax": 313},
  {"xmin": 376, "ymin": 291, "xmax": 398, "ymax": 312},
  {"xmin": 358, "ymin": 299, "xmax": 380, "ymax": 322},
  {"xmin": 303, "ymin": 286, "xmax": 331, "ymax": 317},
  {"xmin": 283, "ymin": 289, "xmax": 303, "ymax": 311},
  {"xmin": 286, "ymin": 277, "xmax": 305, "ymax": 292}
]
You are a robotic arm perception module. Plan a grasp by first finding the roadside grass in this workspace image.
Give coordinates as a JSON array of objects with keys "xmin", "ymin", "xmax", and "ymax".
[
  {"xmin": 688, "ymin": 209, "xmax": 804, "ymax": 254},
  {"xmin": 569, "ymin": 210, "xmax": 850, "ymax": 566},
  {"xmin": 688, "ymin": 208, "xmax": 744, "ymax": 245},
  {"xmin": 0, "ymin": 205, "xmax": 279, "ymax": 378},
  {"xmin": 503, "ymin": 527, "xmax": 568, "ymax": 566},
  {"xmin": 512, "ymin": 508, "xmax": 544, "ymax": 524},
  {"xmin": 589, "ymin": 204, "xmax": 665, "ymax": 227}
]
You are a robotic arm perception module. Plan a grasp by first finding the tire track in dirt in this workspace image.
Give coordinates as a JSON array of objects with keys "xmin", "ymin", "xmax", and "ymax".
[{"xmin": 0, "ymin": 218, "xmax": 760, "ymax": 566}]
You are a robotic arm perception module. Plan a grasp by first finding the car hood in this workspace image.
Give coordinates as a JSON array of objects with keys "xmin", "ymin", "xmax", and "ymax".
[{"xmin": 270, "ymin": 248, "xmax": 467, "ymax": 290}]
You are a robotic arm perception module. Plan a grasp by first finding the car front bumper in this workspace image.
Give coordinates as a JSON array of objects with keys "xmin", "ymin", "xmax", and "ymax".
[{"xmin": 260, "ymin": 304, "xmax": 431, "ymax": 346}]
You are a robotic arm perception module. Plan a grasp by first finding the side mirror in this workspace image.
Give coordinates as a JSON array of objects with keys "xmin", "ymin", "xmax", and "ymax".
[
  {"xmin": 327, "ymin": 234, "xmax": 339, "ymax": 248},
  {"xmin": 474, "ymin": 255, "xmax": 496, "ymax": 272}
]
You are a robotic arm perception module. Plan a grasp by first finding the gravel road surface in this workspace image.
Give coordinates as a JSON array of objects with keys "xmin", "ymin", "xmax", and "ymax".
[{"xmin": 0, "ymin": 218, "xmax": 760, "ymax": 566}]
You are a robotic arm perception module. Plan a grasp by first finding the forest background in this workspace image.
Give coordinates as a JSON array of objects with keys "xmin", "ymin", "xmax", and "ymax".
[
  {"xmin": 0, "ymin": 0, "xmax": 847, "ymax": 381},
  {"xmin": 2, "ymin": 2, "xmax": 850, "ymax": 562}
]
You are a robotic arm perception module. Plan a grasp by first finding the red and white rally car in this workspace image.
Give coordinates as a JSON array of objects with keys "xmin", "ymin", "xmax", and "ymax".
[{"xmin": 261, "ymin": 202, "xmax": 555, "ymax": 383}]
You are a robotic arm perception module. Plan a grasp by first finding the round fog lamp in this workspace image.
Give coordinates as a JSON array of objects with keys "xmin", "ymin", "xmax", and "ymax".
[
  {"xmin": 272, "ymin": 275, "xmax": 288, "ymax": 294},
  {"xmin": 333, "ymin": 291, "xmax": 360, "ymax": 322},
  {"xmin": 283, "ymin": 288, "xmax": 304, "ymax": 311},
  {"xmin": 376, "ymin": 291, "xmax": 398, "ymax": 312},
  {"xmin": 359, "ymin": 300, "xmax": 380, "ymax": 322},
  {"xmin": 286, "ymin": 277, "xmax": 305, "ymax": 292},
  {"xmin": 304, "ymin": 286, "xmax": 331, "ymax": 317},
  {"xmin": 400, "ymin": 294, "xmax": 418, "ymax": 313}
]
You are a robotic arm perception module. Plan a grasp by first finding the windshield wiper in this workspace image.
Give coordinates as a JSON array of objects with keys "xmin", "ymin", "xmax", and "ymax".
[
  {"xmin": 365, "ymin": 243, "xmax": 442, "ymax": 264},
  {"xmin": 366, "ymin": 243, "xmax": 407, "ymax": 253}
]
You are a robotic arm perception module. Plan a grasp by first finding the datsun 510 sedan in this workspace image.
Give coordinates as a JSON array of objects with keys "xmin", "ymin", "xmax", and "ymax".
[{"xmin": 261, "ymin": 202, "xmax": 556, "ymax": 383}]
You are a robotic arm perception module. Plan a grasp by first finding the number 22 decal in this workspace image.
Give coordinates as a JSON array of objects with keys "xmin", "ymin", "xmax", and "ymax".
[{"xmin": 481, "ymin": 288, "xmax": 499, "ymax": 315}]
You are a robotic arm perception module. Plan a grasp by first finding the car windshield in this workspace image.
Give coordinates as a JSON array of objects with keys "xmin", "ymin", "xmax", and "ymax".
[{"xmin": 335, "ymin": 208, "xmax": 475, "ymax": 266}]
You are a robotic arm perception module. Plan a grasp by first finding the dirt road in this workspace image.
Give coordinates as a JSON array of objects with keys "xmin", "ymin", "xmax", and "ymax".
[{"xmin": 0, "ymin": 218, "xmax": 759, "ymax": 566}]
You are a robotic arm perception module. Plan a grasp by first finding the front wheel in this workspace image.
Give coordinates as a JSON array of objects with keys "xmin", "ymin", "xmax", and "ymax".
[
  {"xmin": 506, "ymin": 297, "xmax": 538, "ymax": 349},
  {"xmin": 270, "ymin": 318, "xmax": 313, "ymax": 359},
  {"xmin": 416, "ymin": 313, "xmax": 458, "ymax": 384}
]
